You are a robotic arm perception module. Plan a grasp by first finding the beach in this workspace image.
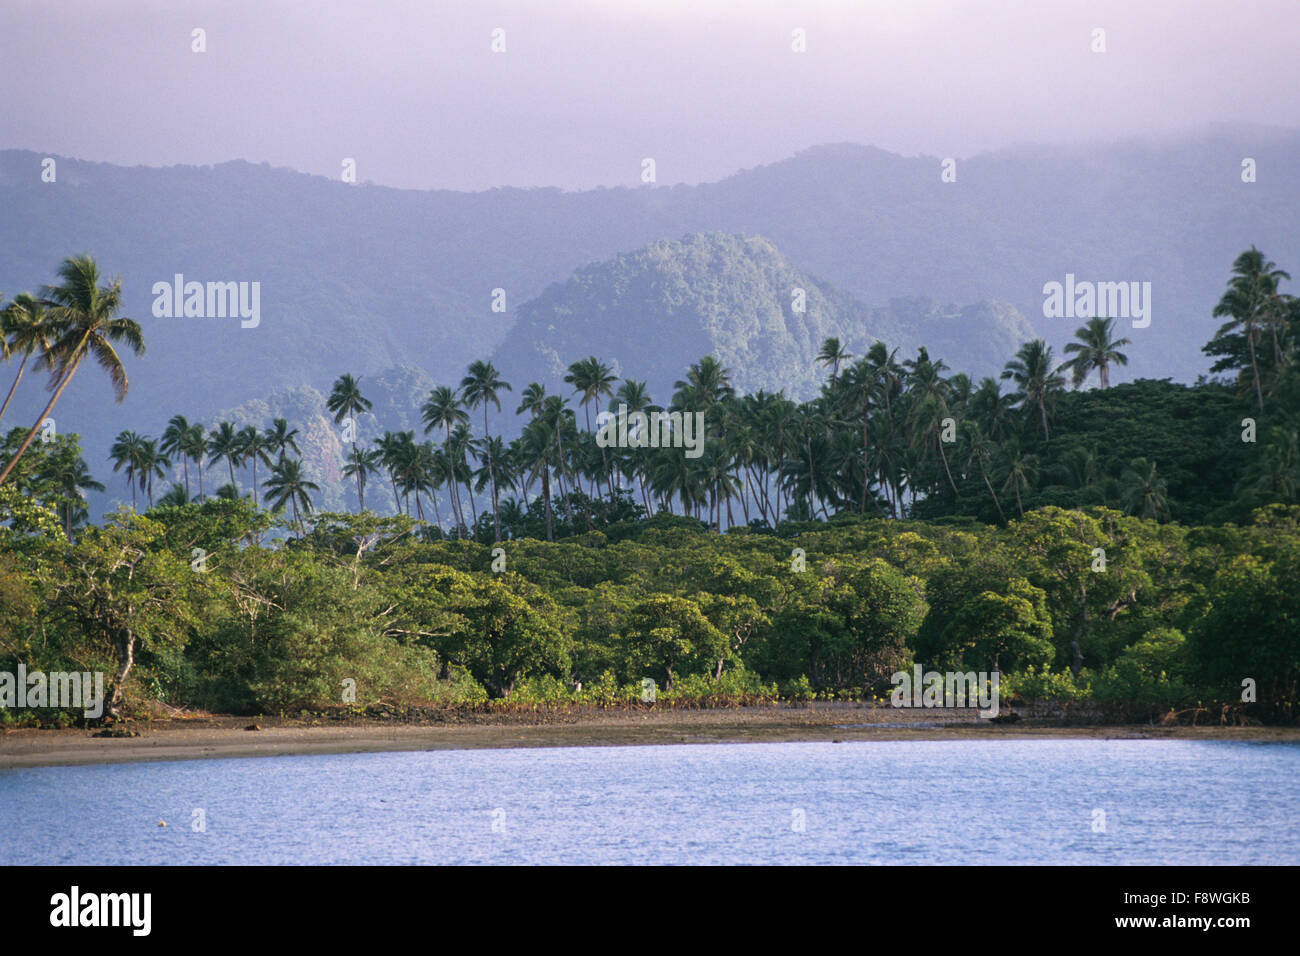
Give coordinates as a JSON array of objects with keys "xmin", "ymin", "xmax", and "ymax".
[{"xmin": 4, "ymin": 704, "xmax": 1296, "ymax": 769}]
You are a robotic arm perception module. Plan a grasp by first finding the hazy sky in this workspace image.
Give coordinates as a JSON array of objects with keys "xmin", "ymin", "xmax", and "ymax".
[{"xmin": 3, "ymin": 0, "xmax": 1298, "ymax": 191}]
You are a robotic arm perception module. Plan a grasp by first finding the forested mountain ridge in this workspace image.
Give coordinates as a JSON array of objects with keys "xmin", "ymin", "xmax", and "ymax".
[{"xmin": 493, "ymin": 232, "xmax": 1034, "ymax": 401}]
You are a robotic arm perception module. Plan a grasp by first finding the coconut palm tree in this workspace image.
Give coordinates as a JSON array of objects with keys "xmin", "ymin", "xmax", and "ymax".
[
  {"xmin": 109, "ymin": 430, "xmax": 145, "ymax": 510},
  {"xmin": 342, "ymin": 446, "xmax": 381, "ymax": 512},
  {"xmin": 472, "ymin": 435, "xmax": 514, "ymax": 537},
  {"xmin": 817, "ymin": 336, "xmax": 853, "ymax": 383},
  {"xmin": 998, "ymin": 439, "xmax": 1038, "ymax": 517},
  {"xmin": 961, "ymin": 420, "xmax": 1006, "ymax": 523},
  {"xmin": 460, "ymin": 359, "xmax": 512, "ymax": 540},
  {"xmin": 160, "ymin": 415, "xmax": 195, "ymax": 499},
  {"xmin": 674, "ymin": 356, "xmax": 733, "ymax": 411},
  {"xmin": 0, "ymin": 256, "xmax": 144, "ymax": 487},
  {"xmin": 238, "ymin": 425, "xmax": 272, "ymax": 507},
  {"xmin": 375, "ymin": 431, "xmax": 408, "ymax": 516},
  {"xmin": 264, "ymin": 417, "xmax": 300, "ymax": 465},
  {"xmin": 263, "ymin": 458, "xmax": 320, "ymax": 534},
  {"xmin": 180, "ymin": 423, "xmax": 208, "ymax": 501},
  {"xmin": 1062, "ymin": 316, "xmax": 1132, "ymax": 389},
  {"xmin": 0, "ymin": 293, "xmax": 59, "ymax": 423},
  {"xmin": 45, "ymin": 451, "xmax": 104, "ymax": 536},
  {"xmin": 326, "ymin": 373, "xmax": 372, "ymax": 446},
  {"xmin": 138, "ymin": 437, "xmax": 169, "ymax": 508},
  {"xmin": 1242, "ymin": 426, "xmax": 1300, "ymax": 502},
  {"xmin": 1001, "ymin": 339, "xmax": 1066, "ymax": 440},
  {"xmin": 518, "ymin": 416, "xmax": 557, "ymax": 541},
  {"xmin": 157, "ymin": 484, "xmax": 189, "ymax": 508},
  {"xmin": 206, "ymin": 421, "xmax": 242, "ymax": 491},
  {"xmin": 1120, "ymin": 457, "xmax": 1168, "ymax": 520},
  {"xmin": 421, "ymin": 385, "xmax": 469, "ymax": 534},
  {"xmin": 1212, "ymin": 247, "xmax": 1292, "ymax": 410}
]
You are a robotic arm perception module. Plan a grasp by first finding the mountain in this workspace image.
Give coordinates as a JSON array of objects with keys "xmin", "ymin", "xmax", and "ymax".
[
  {"xmin": 2, "ymin": 124, "xmax": 1297, "ymax": 509},
  {"xmin": 493, "ymin": 232, "xmax": 1033, "ymax": 402}
]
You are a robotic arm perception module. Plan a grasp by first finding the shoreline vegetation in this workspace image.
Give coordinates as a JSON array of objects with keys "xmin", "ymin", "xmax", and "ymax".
[
  {"xmin": 2, "ymin": 249, "xmax": 1299, "ymax": 731},
  {"xmin": 5, "ymin": 703, "xmax": 1299, "ymax": 770}
]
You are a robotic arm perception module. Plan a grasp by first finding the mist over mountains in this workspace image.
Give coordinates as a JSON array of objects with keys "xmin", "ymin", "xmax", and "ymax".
[{"xmin": 2, "ymin": 123, "xmax": 1297, "ymax": 511}]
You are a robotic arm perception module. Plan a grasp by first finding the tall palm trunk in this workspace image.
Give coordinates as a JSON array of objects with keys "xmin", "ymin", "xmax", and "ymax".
[
  {"xmin": 1247, "ymin": 320, "xmax": 1265, "ymax": 411},
  {"xmin": 0, "ymin": 353, "xmax": 30, "ymax": 422},
  {"xmin": 936, "ymin": 432, "xmax": 958, "ymax": 495},
  {"xmin": 0, "ymin": 344, "xmax": 86, "ymax": 487},
  {"xmin": 353, "ymin": 442, "xmax": 364, "ymax": 512},
  {"xmin": 542, "ymin": 466, "xmax": 554, "ymax": 541},
  {"xmin": 978, "ymin": 458, "xmax": 1006, "ymax": 523},
  {"xmin": 485, "ymin": 406, "xmax": 501, "ymax": 542}
]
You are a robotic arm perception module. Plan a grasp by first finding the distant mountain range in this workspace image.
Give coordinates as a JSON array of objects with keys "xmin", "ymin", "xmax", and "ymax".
[{"xmin": 2, "ymin": 124, "xmax": 1297, "ymax": 510}]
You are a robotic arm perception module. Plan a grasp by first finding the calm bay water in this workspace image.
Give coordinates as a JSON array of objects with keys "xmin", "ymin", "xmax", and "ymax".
[{"xmin": 2, "ymin": 739, "xmax": 1296, "ymax": 865}]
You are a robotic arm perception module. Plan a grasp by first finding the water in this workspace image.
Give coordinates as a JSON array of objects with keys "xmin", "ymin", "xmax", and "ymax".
[{"xmin": 2, "ymin": 740, "xmax": 1295, "ymax": 865}]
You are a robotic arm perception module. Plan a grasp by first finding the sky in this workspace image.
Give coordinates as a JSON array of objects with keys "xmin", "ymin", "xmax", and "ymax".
[{"xmin": 2, "ymin": 0, "xmax": 1298, "ymax": 191}]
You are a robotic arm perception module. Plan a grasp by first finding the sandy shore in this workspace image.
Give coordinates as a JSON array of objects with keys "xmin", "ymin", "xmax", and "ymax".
[{"xmin": 3, "ymin": 705, "xmax": 1297, "ymax": 769}]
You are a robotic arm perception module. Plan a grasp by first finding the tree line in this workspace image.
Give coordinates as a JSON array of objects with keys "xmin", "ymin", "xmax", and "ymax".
[{"xmin": 4, "ymin": 248, "xmax": 1295, "ymax": 543}]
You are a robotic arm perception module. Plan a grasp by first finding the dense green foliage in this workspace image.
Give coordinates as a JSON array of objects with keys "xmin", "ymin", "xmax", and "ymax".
[
  {"xmin": 2, "ymin": 247, "xmax": 1298, "ymax": 724},
  {"xmin": 2, "ymin": 502, "xmax": 1297, "ymax": 723}
]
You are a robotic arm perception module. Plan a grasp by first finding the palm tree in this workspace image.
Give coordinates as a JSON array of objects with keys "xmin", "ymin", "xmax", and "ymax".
[
  {"xmin": 516, "ymin": 382, "xmax": 548, "ymax": 420},
  {"xmin": 264, "ymin": 417, "xmax": 300, "ymax": 465},
  {"xmin": 422, "ymin": 385, "xmax": 469, "ymax": 534},
  {"xmin": 342, "ymin": 446, "xmax": 381, "ymax": 512},
  {"xmin": 375, "ymin": 431, "xmax": 407, "ymax": 515},
  {"xmin": 612, "ymin": 379, "xmax": 658, "ymax": 510},
  {"xmin": 264, "ymin": 458, "xmax": 320, "ymax": 534},
  {"xmin": 961, "ymin": 421, "xmax": 1006, "ymax": 522},
  {"xmin": 1212, "ymin": 247, "xmax": 1292, "ymax": 410},
  {"xmin": 157, "ymin": 484, "xmax": 189, "ymax": 508},
  {"xmin": 137, "ymin": 438, "xmax": 169, "ymax": 508},
  {"xmin": 238, "ymin": 425, "xmax": 272, "ymax": 507},
  {"xmin": 674, "ymin": 356, "xmax": 733, "ymax": 411},
  {"xmin": 0, "ymin": 256, "xmax": 144, "ymax": 487},
  {"xmin": 518, "ymin": 417, "xmax": 557, "ymax": 541},
  {"xmin": 109, "ymin": 430, "xmax": 145, "ymax": 511},
  {"xmin": 472, "ymin": 435, "xmax": 514, "ymax": 537},
  {"xmin": 46, "ymin": 452, "xmax": 104, "ymax": 536},
  {"xmin": 0, "ymin": 293, "xmax": 59, "ymax": 423},
  {"xmin": 180, "ymin": 423, "xmax": 208, "ymax": 501},
  {"xmin": 817, "ymin": 336, "xmax": 853, "ymax": 383},
  {"xmin": 460, "ymin": 359, "xmax": 512, "ymax": 540},
  {"xmin": 999, "ymin": 439, "xmax": 1038, "ymax": 517},
  {"xmin": 160, "ymin": 415, "xmax": 195, "ymax": 498},
  {"xmin": 565, "ymin": 356, "xmax": 618, "ymax": 497},
  {"xmin": 1120, "ymin": 457, "xmax": 1169, "ymax": 520},
  {"xmin": 1243, "ymin": 427, "xmax": 1300, "ymax": 502},
  {"xmin": 1001, "ymin": 339, "xmax": 1066, "ymax": 440},
  {"xmin": 206, "ymin": 422, "xmax": 242, "ymax": 491},
  {"xmin": 971, "ymin": 376, "xmax": 1016, "ymax": 443},
  {"xmin": 1062, "ymin": 316, "xmax": 1132, "ymax": 389},
  {"xmin": 108, "ymin": 431, "xmax": 146, "ymax": 512},
  {"xmin": 326, "ymin": 373, "xmax": 372, "ymax": 445}
]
